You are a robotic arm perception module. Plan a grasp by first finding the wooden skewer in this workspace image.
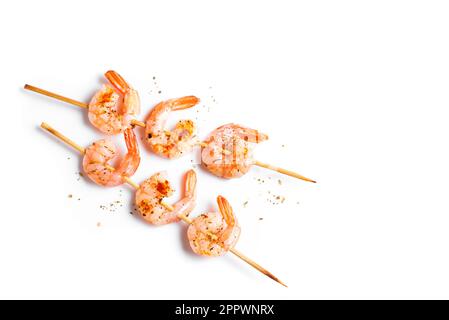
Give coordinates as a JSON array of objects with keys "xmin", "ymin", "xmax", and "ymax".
[
  {"xmin": 25, "ymin": 84, "xmax": 89, "ymax": 109},
  {"xmin": 132, "ymin": 119, "xmax": 146, "ymax": 127},
  {"xmin": 254, "ymin": 160, "xmax": 316, "ymax": 183},
  {"xmin": 40, "ymin": 122, "xmax": 286, "ymax": 287},
  {"xmin": 28, "ymin": 84, "xmax": 314, "ymax": 184}
]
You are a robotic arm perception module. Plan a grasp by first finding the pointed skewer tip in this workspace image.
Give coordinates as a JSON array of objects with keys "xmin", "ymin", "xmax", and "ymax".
[{"xmin": 267, "ymin": 274, "xmax": 288, "ymax": 288}]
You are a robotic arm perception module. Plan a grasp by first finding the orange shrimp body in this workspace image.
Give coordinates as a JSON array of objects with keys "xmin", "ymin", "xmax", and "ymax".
[
  {"xmin": 201, "ymin": 124, "xmax": 269, "ymax": 179},
  {"xmin": 136, "ymin": 170, "xmax": 197, "ymax": 225},
  {"xmin": 88, "ymin": 70, "xmax": 140, "ymax": 135},
  {"xmin": 145, "ymin": 96, "xmax": 199, "ymax": 159},
  {"xmin": 82, "ymin": 128, "xmax": 140, "ymax": 186},
  {"xmin": 187, "ymin": 196, "xmax": 241, "ymax": 257}
]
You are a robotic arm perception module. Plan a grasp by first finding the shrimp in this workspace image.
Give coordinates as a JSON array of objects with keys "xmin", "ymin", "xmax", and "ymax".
[
  {"xmin": 201, "ymin": 123, "xmax": 268, "ymax": 179},
  {"xmin": 187, "ymin": 196, "xmax": 241, "ymax": 257},
  {"xmin": 82, "ymin": 127, "xmax": 140, "ymax": 186},
  {"xmin": 88, "ymin": 70, "xmax": 140, "ymax": 135},
  {"xmin": 136, "ymin": 170, "xmax": 197, "ymax": 225},
  {"xmin": 145, "ymin": 96, "xmax": 199, "ymax": 159}
]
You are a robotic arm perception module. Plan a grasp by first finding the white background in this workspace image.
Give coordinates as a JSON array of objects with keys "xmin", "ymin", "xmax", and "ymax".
[{"xmin": 1, "ymin": 0, "xmax": 448, "ymax": 299}]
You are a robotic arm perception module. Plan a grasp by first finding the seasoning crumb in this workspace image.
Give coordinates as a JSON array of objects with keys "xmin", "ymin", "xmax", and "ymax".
[
  {"xmin": 259, "ymin": 218, "xmax": 263, "ymax": 221},
  {"xmin": 129, "ymin": 211, "xmax": 133, "ymax": 215},
  {"xmin": 97, "ymin": 222, "xmax": 101, "ymax": 227},
  {"xmin": 77, "ymin": 198, "xmax": 80, "ymax": 201},
  {"xmin": 243, "ymin": 201, "xmax": 248, "ymax": 207},
  {"xmin": 158, "ymin": 90, "xmax": 162, "ymax": 94},
  {"xmin": 68, "ymin": 194, "xmax": 73, "ymax": 198},
  {"xmin": 278, "ymin": 179, "xmax": 282, "ymax": 185},
  {"xmin": 281, "ymin": 144, "xmax": 285, "ymax": 148}
]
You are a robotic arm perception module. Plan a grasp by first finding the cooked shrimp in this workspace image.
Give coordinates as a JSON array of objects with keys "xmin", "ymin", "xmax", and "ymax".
[
  {"xmin": 82, "ymin": 127, "xmax": 140, "ymax": 186},
  {"xmin": 201, "ymin": 123, "xmax": 268, "ymax": 178},
  {"xmin": 88, "ymin": 70, "xmax": 140, "ymax": 134},
  {"xmin": 136, "ymin": 170, "xmax": 197, "ymax": 225},
  {"xmin": 187, "ymin": 196, "xmax": 241, "ymax": 257},
  {"xmin": 145, "ymin": 96, "xmax": 199, "ymax": 159}
]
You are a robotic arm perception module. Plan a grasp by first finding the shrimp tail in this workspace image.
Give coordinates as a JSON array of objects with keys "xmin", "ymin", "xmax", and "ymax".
[
  {"xmin": 124, "ymin": 89, "xmax": 140, "ymax": 115},
  {"xmin": 117, "ymin": 128, "xmax": 140, "ymax": 177},
  {"xmin": 184, "ymin": 170, "xmax": 197, "ymax": 199},
  {"xmin": 216, "ymin": 195, "xmax": 239, "ymax": 245},
  {"xmin": 234, "ymin": 124, "xmax": 269, "ymax": 143},
  {"xmin": 217, "ymin": 195, "xmax": 235, "ymax": 227},
  {"xmin": 169, "ymin": 96, "xmax": 200, "ymax": 111},
  {"xmin": 124, "ymin": 128, "xmax": 139, "ymax": 155},
  {"xmin": 105, "ymin": 70, "xmax": 130, "ymax": 95}
]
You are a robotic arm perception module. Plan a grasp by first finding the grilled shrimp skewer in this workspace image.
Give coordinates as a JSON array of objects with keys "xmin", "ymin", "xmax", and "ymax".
[
  {"xmin": 26, "ymin": 75, "xmax": 315, "ymax": 181},
  {"xmin": 40, "ymin": 122, "xmax": 286, "ymax": 287},
  {"xmin": 201, "ymin": 123, "xmax": 316, "ymax": 183},
  {"xmin": 25, "ymin": 70, "xmax": 142, "ymax": 134}
]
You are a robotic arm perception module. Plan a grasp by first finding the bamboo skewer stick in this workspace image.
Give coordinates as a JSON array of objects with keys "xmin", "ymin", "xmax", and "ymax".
[
  {"xmin": 254, "ymin": 160, "xmax": 316, "ymax": 183},
  {"xmin": 28, "ymin": 84, "xmax": 314, "ymax": 183},
  {"xmin": 132, "ymin": 119, "xmax": 146, "ymax": 127},
  {"xmin": 40, "ymin": 122, "xmax": 286, "ymax": 287},
  {"xmin": 25, "ymin": 84, "xmax": 88, "ymax": 109}
]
